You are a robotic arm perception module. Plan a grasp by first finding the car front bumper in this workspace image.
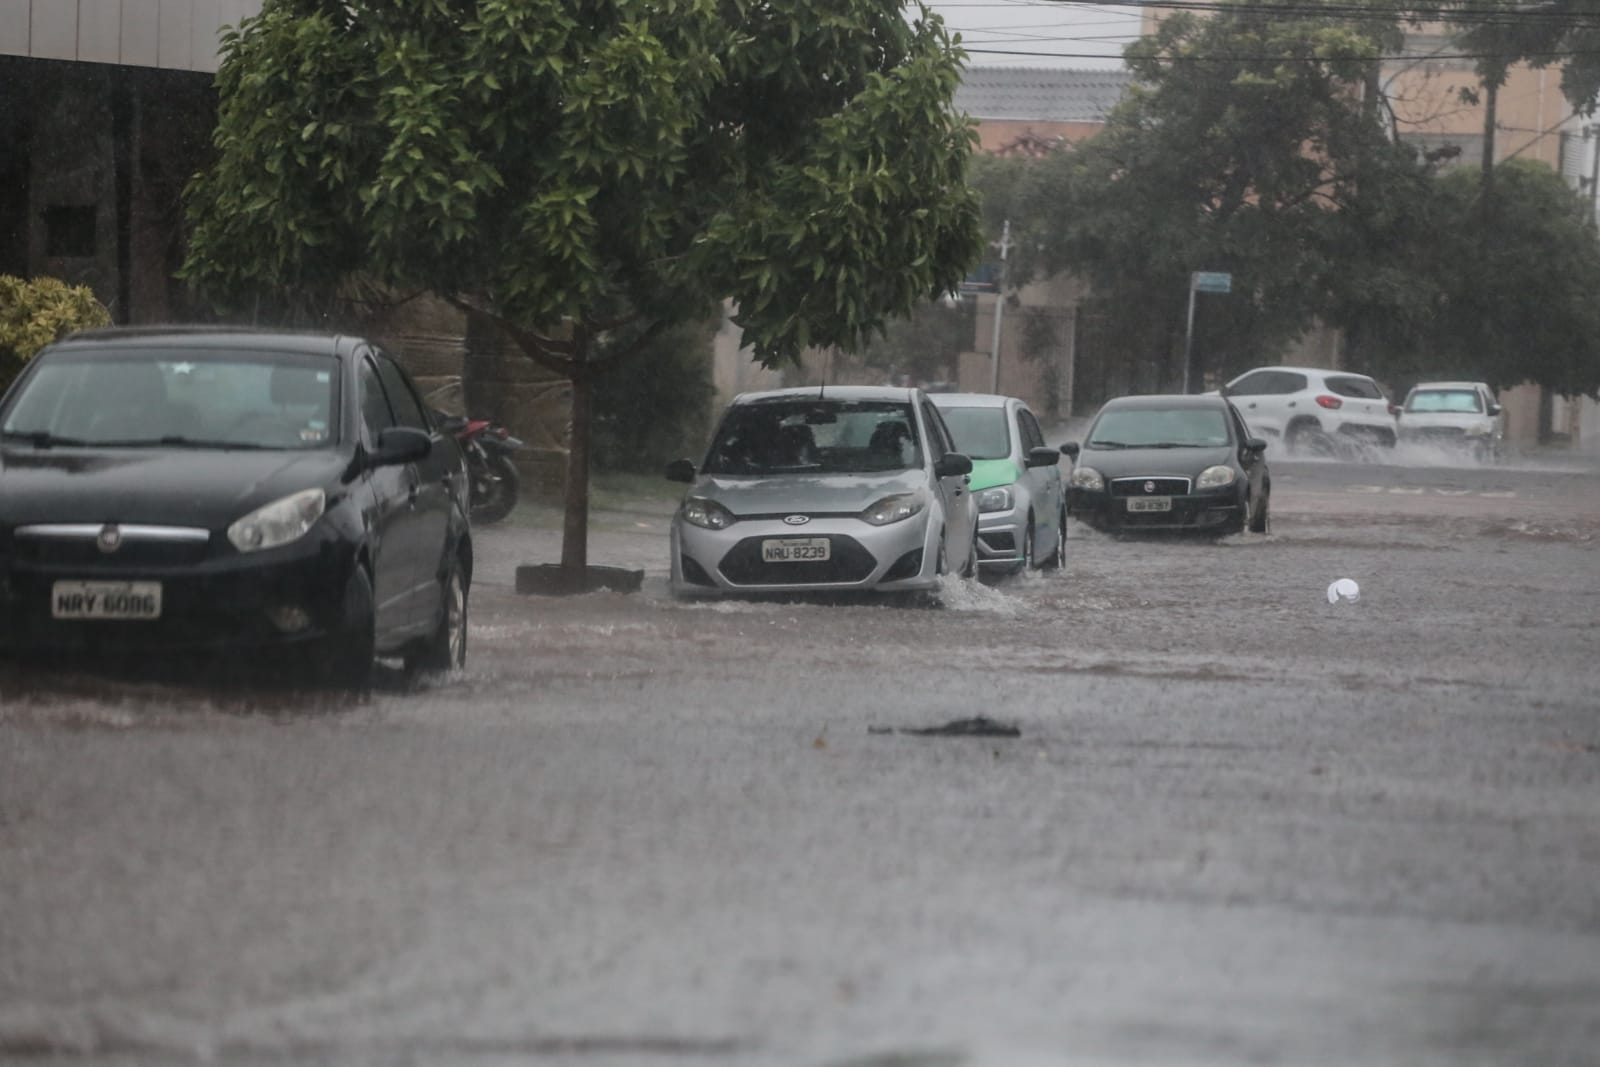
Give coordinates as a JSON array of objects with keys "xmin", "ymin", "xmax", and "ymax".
[
  {"xmin": 0, "ymin": 526, "xmax": 355, "ymax": 653},
  {"xmin": 1068, "ymin": 485, "xmax": 1244, "ymax": 532},
  {"xmin": 671, "ymin": 513, "xmax": 941, "ymax": 595}
]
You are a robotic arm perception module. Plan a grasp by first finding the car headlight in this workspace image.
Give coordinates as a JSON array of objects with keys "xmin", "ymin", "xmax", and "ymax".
[
  {"xmin": 1197, "ymin": 465, "xmax": 1236, "ymax": 489},
  {"xmin": 227, "ymin": 488, "xmax": 326, "ymax": 553},
  {"xmin": 681, "ymin": 497, "xmax": 736, "ymax": 530},
  {"xmin": 861, "ymin": 492, "xmax": 926, "ymax": 526},
  {"xmin": 975, "ymin": 486, "xmax": 1014, "ymax": 513},
  {"xmin": 1069, "ymin": 466, "xmax": 1104, "ymax": 491}
]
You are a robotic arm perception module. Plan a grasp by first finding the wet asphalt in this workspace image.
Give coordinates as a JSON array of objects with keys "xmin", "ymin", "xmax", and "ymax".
[{"xmin": 2, "ymin": 449, "xmax": 1598, "ymax": 1067}]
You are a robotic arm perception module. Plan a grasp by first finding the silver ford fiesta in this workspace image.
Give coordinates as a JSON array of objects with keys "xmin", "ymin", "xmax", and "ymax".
[{"xmin": 666, "ymin": 387, "xmax": 979, "ymax": 596}]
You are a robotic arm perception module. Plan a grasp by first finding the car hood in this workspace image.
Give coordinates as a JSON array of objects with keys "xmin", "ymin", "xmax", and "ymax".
[
  {"xmin": 0, "ymin": 446, "xmax": 351, "ymax": 528},
  {"xmin": 966, "ymin": 458, "xmax": 1019, "ymax": 492},
  {"xmin": 1074, "ymin": 445, "xmax": 1237, "ymax": 479},
  {"xmin": 692, "ymin": 469, "xmax": 927, "ymax": 516},
  {"xmin": 1400, "ymin": 412, "xmax": 1494, "ymax": 431}
]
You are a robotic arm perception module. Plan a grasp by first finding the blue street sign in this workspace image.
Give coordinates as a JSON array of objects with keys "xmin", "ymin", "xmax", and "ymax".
[{"xmin": 1192, "ymin": 271, "xmax": 1232, "ymax": 294}]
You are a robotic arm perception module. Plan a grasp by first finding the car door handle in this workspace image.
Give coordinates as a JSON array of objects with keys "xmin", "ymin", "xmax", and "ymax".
[{"xmin": 1287, "ymin": 402, "xmax": 1297, "ymax": 408}]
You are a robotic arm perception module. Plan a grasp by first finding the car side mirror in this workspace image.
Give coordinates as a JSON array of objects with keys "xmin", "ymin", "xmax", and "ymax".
[
  {"xmin": 371, "ymin": 426, "xmax": 431, "ymax": 467},
  {"xmin": 1059, "ymin": 441, "xmax": 1081, "ymax": 460},
  {"xmin": 1026, "ymin": 446, "xmax": 1061, "ymax": 468},
  {"xmin": 935, "ymin": 452, "xmax": 973, "ymax": 478},
  {"xmin": 665, "ymin": 458, "xmax": 697, "ymax": 483},
  {"xmin": 1246, "ymin": 437, "xmax": 1268, "ymax": 454},
  {"xmin": 1487, "ymin": 403, "xmax": 1502, "ymax": 417}
]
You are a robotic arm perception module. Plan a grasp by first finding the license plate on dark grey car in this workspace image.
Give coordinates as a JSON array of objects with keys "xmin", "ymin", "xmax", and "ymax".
[
  {"xmin": 1126, "ymin": 497, "xmax": 1172, "ymax": 513},
  {"xmin": 761, "ymin": 538, "xmax": 831, "ymax": 562}
]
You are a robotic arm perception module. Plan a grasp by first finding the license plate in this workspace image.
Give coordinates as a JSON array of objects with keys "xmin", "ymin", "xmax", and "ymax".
[
  {"xmin": 761, "ymin": 538, "xmax": 831, "ymax": 562},
  {"xmin": 51, "ymin": 581, "xmax": 163, "ymax": 620},
  {"xmin": 1126, "ymin": 497, "xmax": 1172, "ymax": 513}
]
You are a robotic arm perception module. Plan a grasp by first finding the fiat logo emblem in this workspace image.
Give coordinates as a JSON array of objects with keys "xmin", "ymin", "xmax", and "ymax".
[
  {"xmin": 1143, "ymin": 481, "xmax": 1156, "ymax": 494},
  {"xmin": 783, "ymin": 514, "xmax": 810, "ymax": 526},
  {"xmin": 97, "ymin": 524, "xmax": 123, "ymax": 554}
]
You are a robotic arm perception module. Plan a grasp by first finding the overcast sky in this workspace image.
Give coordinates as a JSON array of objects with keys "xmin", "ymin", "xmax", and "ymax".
[{"xmin": 923, "ymin": 0, "xmax": 1143, "ymax": 70}]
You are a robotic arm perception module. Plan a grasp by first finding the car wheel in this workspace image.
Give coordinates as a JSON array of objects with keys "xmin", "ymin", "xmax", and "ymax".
[
  {"xmin": 935, "ymin": 533, "xmax": 948, "ymax": 577},
  {"xmin": 407, "ymin": 551, "xmax": 468, "ymax": 673},
  {"xmin": 960, "ymin": 524, "xmax": 978, "ymax": 579},
  {"xmin": 316, "ymin": 565, "xmax": 375, "ymax": 692},
  {"xmin": 1249, "ymin": 489, "xmax": 1270, "ymax": 534},
  {"xmin": 470, "ymin": 453, "xmax": 520, "ymax": 525},
  {"xmin": 1020, "ymin": 516, "xmax": 1036, "ymax": 572},
  {"xmin": 1041, "ymin": 505, "xmax": 1066, "ymax": 570}
]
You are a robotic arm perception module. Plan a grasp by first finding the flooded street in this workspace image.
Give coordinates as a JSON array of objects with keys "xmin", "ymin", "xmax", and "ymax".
[{"xmin": 3, "ymin": 455, "xmax": 1599, "ymax": 1067}]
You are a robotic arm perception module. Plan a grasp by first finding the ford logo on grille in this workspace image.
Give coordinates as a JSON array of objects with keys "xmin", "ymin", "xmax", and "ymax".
[
  {"xmin": 783, "ymin": 514, "xmax": 810, "ymax": 526},
  {"xmin": 97, "ymin": 524, "xmax": 123, "ymax": 554},
  {"xmin": 1144, "ymin": 481, "xmax": 1157, "ymax": 494}
]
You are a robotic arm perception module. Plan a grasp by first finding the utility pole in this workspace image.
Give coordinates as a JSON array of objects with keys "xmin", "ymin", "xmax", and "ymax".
[{"xmin": 988, "ymin": 218, "xmax": 1011, "ymax": 394}]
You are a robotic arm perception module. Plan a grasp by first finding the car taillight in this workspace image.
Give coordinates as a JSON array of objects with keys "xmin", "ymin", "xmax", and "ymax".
[{"xmin": 1315, "ymin": 395, "xmax": 1343, "ymax": 410}]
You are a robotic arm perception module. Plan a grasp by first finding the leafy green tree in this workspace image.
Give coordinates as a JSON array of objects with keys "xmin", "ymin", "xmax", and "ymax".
[
  {"xmin": 987, "ymin": 3, "xmax": 1452, "ymax": 391},
  {"xmin": 1423, "ymin": 160, "xmax": 1600, "ymax": 395},
  {"xmin": 183, "ymin": 0, "xmax": 982, "ymax": 571},
  {"xmin": 0, "ymin": 276, "xmax": 112, "ymax": 393},
  {"xmin": 591, "ymin": 317, "xmax": 717, "ymax": 473},
  {"xmin": 1441, "ymin": 0, "xmax": 1600, "ymax": 118}
]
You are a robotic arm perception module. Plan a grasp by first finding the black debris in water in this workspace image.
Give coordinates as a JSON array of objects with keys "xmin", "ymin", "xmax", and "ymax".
[{"xmin": 869, "ymin": 717, "xmax": 1021, "ymax": 738}]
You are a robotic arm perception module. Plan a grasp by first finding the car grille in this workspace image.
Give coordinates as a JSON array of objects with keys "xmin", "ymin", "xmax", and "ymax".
[
  {"xmin": 12, "ymin": 536, "xmax": 211, "ymax": 568},
  {"xmin": 1110, "ymin": 477, "xmax": 1191, "ymax": 498},
  {"xmin": 1406, "ymin": 425, "xmax": 1465, "ymax": 439},
  {"xmin": 718, "ymin": 535, "xmax": 877, "ymax": 585},
  {"xmin": 1338, "ymin": 424, "xmax": 1396, "ymax": 446}
]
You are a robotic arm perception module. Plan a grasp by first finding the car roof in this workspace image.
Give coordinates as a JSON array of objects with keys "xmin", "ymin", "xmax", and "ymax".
[
  {"xmin": 1409, "ymin": 381, "xmax": 1490, "ymax": 391},
  {"xmin": 928, "ymin": 392, "xmax": 1013, "ymax": 409},
  {"xmin": 1099, "ymin": 393, "xmax": 1230, "ymax": 411},
  {"xmin": 1231, "ymin": 365, "xmax": 1378, "ymax": 381},
  {"xmin": 732, "ymin": 385, "xmax": 919, "ymax": 405},
  {"xmin": 51, "ymin": 326, "xmax": 354, "ymax": 357}
]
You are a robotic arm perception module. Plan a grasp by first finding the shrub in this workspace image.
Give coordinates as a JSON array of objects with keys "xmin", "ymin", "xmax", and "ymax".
[{"xmin": 0, "ymin": 276, "xmax": 113, "ymax": 393}]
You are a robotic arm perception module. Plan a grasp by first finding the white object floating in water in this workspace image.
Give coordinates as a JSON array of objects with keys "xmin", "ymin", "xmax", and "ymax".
[{"xmin": 1326, "ymin": 578, "xmax": 1361, "ymax": 604}]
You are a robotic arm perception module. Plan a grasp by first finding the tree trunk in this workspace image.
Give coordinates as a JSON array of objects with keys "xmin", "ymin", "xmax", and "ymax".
[
  {"xmin": 1481, "ymin": 77, "xmax": 1499, "ymax": 219},
  {"xmin": 561, "ymin": 350, "xmax": 593, "ymax": 572}
]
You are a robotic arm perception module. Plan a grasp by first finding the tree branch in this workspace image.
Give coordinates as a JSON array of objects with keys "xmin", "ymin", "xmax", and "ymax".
[{"xmin": 440, "ymin": 293, "xmax": 579, "ymax": 371}]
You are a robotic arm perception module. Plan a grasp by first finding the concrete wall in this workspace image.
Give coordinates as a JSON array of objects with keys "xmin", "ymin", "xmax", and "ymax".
[{"xmin": 0, "ymin": 0, "xmax": 260, "ymax": 72}]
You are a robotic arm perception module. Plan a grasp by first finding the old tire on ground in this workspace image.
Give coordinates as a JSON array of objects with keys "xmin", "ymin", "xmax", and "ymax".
[
  {"xmin": 470, "ymin": 452, "xmax": 520, "ymax": 525},
  {"xmin": 407, "ymin": 551, "xmax": 468, "ymax": 674}
]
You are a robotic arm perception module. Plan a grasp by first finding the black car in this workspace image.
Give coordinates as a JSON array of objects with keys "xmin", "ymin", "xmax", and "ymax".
[
  {"xmin": 0, "ymin": 327, "xmax": 471, "ymax": 687},
  {"xmin": 1063, "ymin": 394, "xmax": 1270, "ymax": 535}
]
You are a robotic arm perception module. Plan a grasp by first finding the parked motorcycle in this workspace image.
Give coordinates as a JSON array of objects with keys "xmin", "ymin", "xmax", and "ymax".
[{"xmin": 425, "ymin": 378, "xmax": 526, "ymax": 525}]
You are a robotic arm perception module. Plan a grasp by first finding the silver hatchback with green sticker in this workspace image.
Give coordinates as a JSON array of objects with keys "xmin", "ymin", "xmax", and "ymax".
[{"xmin": 930, "ymin": 393, "xmax": 1068, "ymax": 575}]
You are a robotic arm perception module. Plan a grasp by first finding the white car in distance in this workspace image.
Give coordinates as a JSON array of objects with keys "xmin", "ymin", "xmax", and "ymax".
[
  {"xmin": 1219, "ymin": 366, "xmax": 1397, "ymax": 454},
  {"xmin": 1397, "ymin": 381, "xmax": 1505, "ymax": 461}
]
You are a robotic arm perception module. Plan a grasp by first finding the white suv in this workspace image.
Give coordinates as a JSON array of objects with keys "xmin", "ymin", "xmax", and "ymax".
[{"xmin": 1220, "ymin": 366, "xmax": 1397, "ymax": 452}]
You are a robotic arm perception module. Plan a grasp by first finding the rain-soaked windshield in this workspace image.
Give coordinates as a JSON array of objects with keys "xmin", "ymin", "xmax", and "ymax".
[
  {"xmin": 1086, "ymin": 407, "xmax": 1232, "ymax": 449},
  {"xmin": 935, "ymin": 406, "xmax": 1011, "ymax": 460},
  {"xmin": 1407, "ymin": 389, "xmax": 1483, "ymax": 413},
  {"xmin": 1, "ymin": 350, "xmax": 338, "ymax": 450},
  {"xmin": 701, "ymin": 400, "xmax": 924, "ymax": 475}
]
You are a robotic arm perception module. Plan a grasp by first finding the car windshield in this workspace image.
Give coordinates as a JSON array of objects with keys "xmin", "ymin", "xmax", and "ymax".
[
  {"xmin": 1086, "ymin": 407, "xmax": 1232, "ymax": 449},
  {"xmin": 701, "ymin": 399, "xmax": 923, "ymax": 475},
  {"xmin": 1, "ymin": 349, "xmax": 338, "ymax": 450},
  {"xmin": 1407, "ymin": 389, "xmax": 1483, "ymax": 413},
  {"xmin": 935, "ymin": 406, "xmax": 1010, "ymax": 460}
]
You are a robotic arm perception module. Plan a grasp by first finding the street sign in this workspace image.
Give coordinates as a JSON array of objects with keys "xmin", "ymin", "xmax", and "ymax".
[{"xmin": 1192, "ymin": 271, "xmax": 1232, "ymax": 294}]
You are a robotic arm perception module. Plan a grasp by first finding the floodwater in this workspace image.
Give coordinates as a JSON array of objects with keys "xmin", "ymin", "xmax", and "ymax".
[{"xmin": 2, "ymin": 456, "xmax": 1599, "ymax": 1066}]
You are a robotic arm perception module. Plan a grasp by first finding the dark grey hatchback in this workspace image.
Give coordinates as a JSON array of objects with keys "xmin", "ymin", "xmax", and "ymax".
[
  {"xmin": 1063, "ymin": 394, "xmax": 1271, "ymax": 535},
  {"xmin": 0, "ymin": 328, "xmax": 471, "ymax": 688}
]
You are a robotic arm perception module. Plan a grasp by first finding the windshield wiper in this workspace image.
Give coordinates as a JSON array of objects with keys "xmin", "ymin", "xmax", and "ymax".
[
  {"xmin": 1139, "ymin": 442, "xmax": 1207, "ymax": 449},
  {"xmin": 1, "ymin": 430, "xmax": 90, "ymax": 448},
  {"xmin": 89, "ymin": 436, "xmax": 277, "ymax": 450},
  {"xmin": 1087, "ymin": 440, "xmax": 1129, "ymax": 449}
]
